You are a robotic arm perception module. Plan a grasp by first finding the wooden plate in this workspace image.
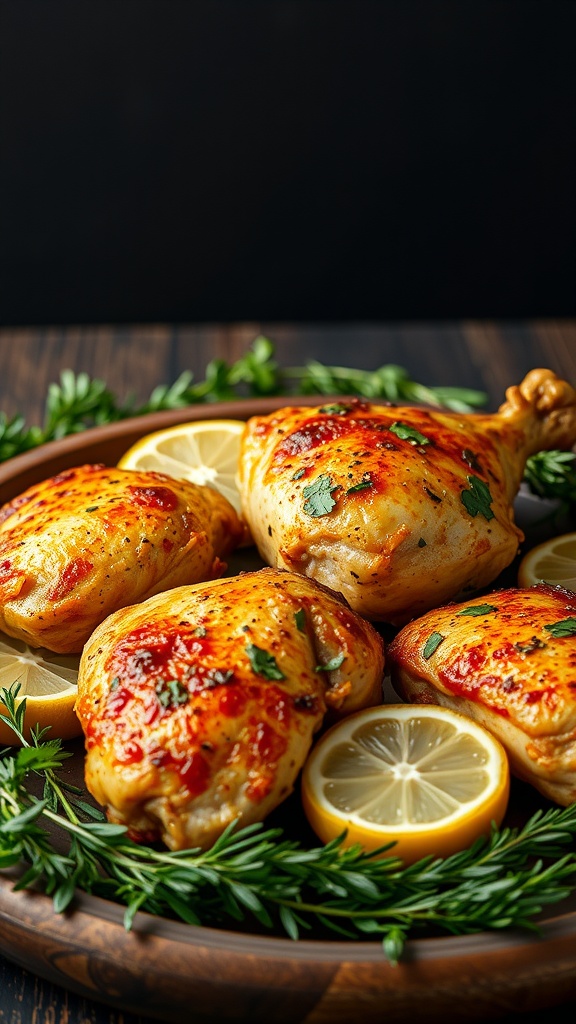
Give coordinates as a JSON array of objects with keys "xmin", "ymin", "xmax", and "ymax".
[{"xmin": 1, "ymin": 398, "xmax": 576, "ymax": 1023}]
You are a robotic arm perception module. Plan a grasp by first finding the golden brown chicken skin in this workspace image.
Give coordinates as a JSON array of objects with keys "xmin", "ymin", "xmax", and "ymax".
[
  {"xmin": 388, "ymin": 583, "xmax": 576, "ymax": 805},
  {"xmin": 0, "ymin": 464, "xmax": 244, "ymax": 653},
  {"xmin": 75, "ymin": 567, "xmax": 385, "ymax": 850},
  {"xmin": 239, "ymin": 370, "xmax": 576, "ymax": 624}
]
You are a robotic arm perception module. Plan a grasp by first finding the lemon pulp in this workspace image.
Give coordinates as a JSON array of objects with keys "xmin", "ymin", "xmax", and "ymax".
[
  {"xmin": 302, "ymin": 704, "xmax": 510, "ymax": 864},
  {"xmin": 0, "ymin": 632, "xmax": 81, "ymax": 744},
  {"xmin": 518, "ymin": 531, "xmax": 576, "ymax": 590}
]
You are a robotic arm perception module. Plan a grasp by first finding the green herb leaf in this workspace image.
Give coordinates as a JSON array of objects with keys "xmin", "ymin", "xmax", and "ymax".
[
  {"xmin": 514, "ymin": 637, "xmax": 547, "ymax": 654},
  {"xmin": 155, "ymin": 679, "xmax": 189, "ymax": 708},
  {"xmin": 456, "ymin": 604, "xmax": 498, "ymax": 617},
  {"xmin": 382, "ymin": 926, "xmax": 406, "ymax": 967},
  {"xmin": 423, "ymin": 632, "xmax": 445, "ymax": 658},
  {"xmin": 461, "ymin": 476, "xmax": 495, "ymax": 520},
  {"xmin": 319, "ymin": 403, "xmax": 351, "ymax": 415},
  {"xmin": 75, "ymin": 800, "xmax": 107, "ymax": 821},
  {"xmin": 246, "ymin": 644, "xmax": 285, "ymax": 680},
  {"xmin": 302, "ymin": 475, "xmax": 339, "ymax": 517},
  {"xmin": 346, "ymin": 477, "xmax": 373, "ymax": 494},
  {"xmin": 544, "ymin": 617, "xmax": 576, "ymax": 638},
  {"xmin": 523, "ymin": 450, "xmax": 576, "ymax": 502},
  {"xmin": 315, "ymin": 653, "xmax": 345, "ymax": 672},
  {"xmin": 294, "ymin": 609, "xmax": 306, "ymax": 632},
  {"xmin": 3, "ymin": 686, "xmax": 576, "ymax": 965},
  {"xmin": 1, "ymin": 337, "xmax": 567, "ymax": 502},
  {"xmin": 388, "ymin": 421, "xmax": 430, "ymax": 446},
  {"xmin": 284, "ymin": 359, "xmax": 487, "ymax": 411}
]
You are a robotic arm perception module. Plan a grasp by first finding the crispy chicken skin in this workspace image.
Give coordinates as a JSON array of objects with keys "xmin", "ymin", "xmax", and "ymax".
[
  {"xmin": 0, "ymin": 464, "xmax": 244, "ymax": 653},
  {"xmin": 75, "ymin": 567, "xmax": 385, "ymax": 850},
  {"xmin": 238, "ymin": 369, "xmax": 576, "ymax": 624},
  {"xmin": 388, "ymin": 583, "xmax": 576, "ymax": 805}
]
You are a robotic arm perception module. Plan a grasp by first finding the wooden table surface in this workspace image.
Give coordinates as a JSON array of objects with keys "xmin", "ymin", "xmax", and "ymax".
[{"xmin": 0, "ymin": 320, "xmax": 575, "ymax": 1024}]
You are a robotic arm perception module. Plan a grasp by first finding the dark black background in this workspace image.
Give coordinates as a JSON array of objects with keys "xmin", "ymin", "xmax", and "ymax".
[{"xmin": 1, "ymin": 0, "xmax": 574, "ymax": 325}]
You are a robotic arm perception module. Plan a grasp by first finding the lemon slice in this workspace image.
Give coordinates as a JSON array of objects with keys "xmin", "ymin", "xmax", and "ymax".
[
  {"xmin": 0, "ymin": 632, "xmax": 81, "ymax": 745},
  {"xmin": 301, "ymin": 704, "xmax": 510, "ymax": 864},
  {"xmin": 117, "ymin": 419, "xmax": 246, "ymax": 516},
  {"xmin": 518, "ymin": 531, "xmax": 576, "ymax": 590}
]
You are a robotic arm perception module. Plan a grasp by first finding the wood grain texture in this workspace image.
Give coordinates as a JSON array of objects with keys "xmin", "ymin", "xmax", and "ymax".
[
  {"xmin": 0, "ymin": 957, "xmax": 155, "ymax": 1024},
  {"xmin": 0, "ymin": 323, "xmax": 575, "ymax": 1024},
  {"xmin": 0, "ymin": 320, "xmax": 575, "ymax": 425}
]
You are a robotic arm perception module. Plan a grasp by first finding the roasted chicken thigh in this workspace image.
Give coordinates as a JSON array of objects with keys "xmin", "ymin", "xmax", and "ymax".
[
  {"xmin": 75, "ymin": 567, "xmax": 385, "ymax": 850},
  {"xmin": 238, "ymin": 369, "xmax": 576, "ymax": 624},
  {"xmin": 0, "ymin": 464, "xmax": 243, "ymax": 653},
  {"xmin": 388, "ymin": 583, "xmax": 576, "ymax": 805}
]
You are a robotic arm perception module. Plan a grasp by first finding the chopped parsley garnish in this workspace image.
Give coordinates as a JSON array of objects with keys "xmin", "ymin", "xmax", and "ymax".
[
  {"xmin": 294, "ymin": 608, "xmax": 306, "ymax": 631},
  {"xmin": 155, "ymin": 678, "xmax": 189, "ymax": 709},
  {"xmin": 346, "ymin": 476, "xmax": 373, "ymax": 494},
  {"xmin": 292, "ymin": 468, "xmax": 306, "ymax": 480},
  {"xmin": 303, "ymin": 474, "xmax": 339, "ymax": 517},
  {"xmin": 194, "ymin": 626, "xmax": 207, "ymax": 637},
  {"xmin": 460, "ymin": 475, "xmax": 494, "ymax": 520},
  {"xmin": 515, "ymin": 637, "xmax": 547, "ymax": 654},
  {"xmin": 319, "ymin": 403, "xmax": 351, "ymax": 415},
  {"xmin": 456, "ymin": 604, "xmax": 497, "ymax": 617},
  {"xmin": 423, "ymin": 632, "xmax": 445, "ymax": 658},
  {"xmin": 315, "ymin": 652, "xmax": 345, "ymax": 672},
  {"xmin": 388, "ymin": 421, "xmax": 430, "ymax": 446},
  {"xmin": 544, "ymin": 617, "xmax": 576, "ymax": 638},
  {"xmin": 246, "ymin": 644, "xmax": 285, "ymax": 680}
]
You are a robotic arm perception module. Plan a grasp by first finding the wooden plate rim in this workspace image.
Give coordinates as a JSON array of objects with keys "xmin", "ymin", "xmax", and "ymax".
[{"xmin": 0, "ymin": 397, "xmax": 575, "ymax": 1016}]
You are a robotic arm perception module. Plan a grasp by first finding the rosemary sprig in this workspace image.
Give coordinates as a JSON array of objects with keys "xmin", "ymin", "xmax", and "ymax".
[
  {"xmin": 1, "ymin": 685, "xmax": 576, "ymax": 962},
  {"xmin": 0, "ymin": 335, "xmax": 573, "ymax": 503},
  {"xmin": 281, "ymin": 358, "xmax": 487, "ymax": 413}
]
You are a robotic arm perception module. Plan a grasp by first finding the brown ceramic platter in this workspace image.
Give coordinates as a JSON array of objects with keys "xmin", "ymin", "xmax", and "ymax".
[{"xmin": 1, "ymin": 398, "xmax": 575, "ymax": 1023}]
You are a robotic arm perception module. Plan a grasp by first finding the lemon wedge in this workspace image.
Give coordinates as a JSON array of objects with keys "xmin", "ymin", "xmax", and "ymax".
[
  {"xmin": 301, "ymin": 704, "xmax": 510, "ymax": 864},
  {"xmin": 0, "ymin": 632, "xmax": 81, "ymax": 744},
  {"xmin": 117, "ymin": 419, "xmax": 246, "ymax": 516},
  {"xmin": 518, "ymin": 531, "xmax": 576, "ymax": 590}
]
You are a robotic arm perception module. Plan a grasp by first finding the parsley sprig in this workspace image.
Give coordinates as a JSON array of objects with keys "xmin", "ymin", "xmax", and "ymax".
[
  {"xmin": 0, "ymin": 336, "xmax": 573, "ymax": 503},
  {"xmin": 2, "ymin": 685, "xmax": 576, "ymax": 962}
]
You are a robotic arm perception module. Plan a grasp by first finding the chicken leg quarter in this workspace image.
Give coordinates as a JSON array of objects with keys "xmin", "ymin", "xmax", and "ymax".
[
  {"xmin": 75, "ymin": 567, "xmax": 385, "ymax": 850},
  {"xmin": 239, "ymin": 369, "xmax": 576, "ymax": 623},
  {"xmin": 388, "ymin": 583, "xmax": 576, "ymax": 806}
]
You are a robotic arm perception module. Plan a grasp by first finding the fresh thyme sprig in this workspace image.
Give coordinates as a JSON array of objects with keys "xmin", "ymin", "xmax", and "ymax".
[
  {"xmin": 1, "ymin": 685, "xmax": 576, "ymax": 963},
  {"xmin": 0, "ymin": 336, "xmax": 573, "ymax": 503}
]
